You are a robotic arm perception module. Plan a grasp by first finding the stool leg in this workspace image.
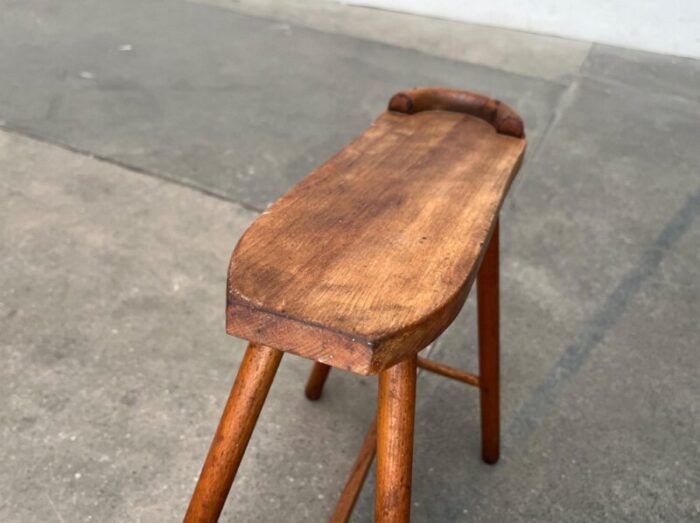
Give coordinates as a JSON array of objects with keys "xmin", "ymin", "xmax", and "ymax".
[
  {"xmin": 304, "ymin": 362, "xmax": 331, "ymax": 400},
  {"xmin": 331, "ymin": 418, "xmax": 377, "ymax": 523},
  {"xmin": 375, "ymin": 356, "xmax": 417, "ymax": 522},
  {"xmin": 477, "ymin": 220, "xmax": 500, "ymax": 464},
  {"xmin": 184, "ymin": 343, "xmax": 283, "ymax": 523}
]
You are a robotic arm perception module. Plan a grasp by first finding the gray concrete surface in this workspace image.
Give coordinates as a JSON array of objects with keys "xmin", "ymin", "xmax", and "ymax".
[
  {"xmin": 0, "ymin": 0, "xmax": 698, "ymax": 522},
  {"xmin": 188, "ymin": 0, "xmax": 592, "ymax": 81},
  {"xmin": 0, "ymin": 0, "xmax": 563, "ymax": 210}
]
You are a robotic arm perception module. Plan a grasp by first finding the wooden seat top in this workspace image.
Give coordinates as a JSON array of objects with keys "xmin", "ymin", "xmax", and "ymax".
[{"xmin": 227, "ymin": 88, "xmax": 526, "ymax": 375}]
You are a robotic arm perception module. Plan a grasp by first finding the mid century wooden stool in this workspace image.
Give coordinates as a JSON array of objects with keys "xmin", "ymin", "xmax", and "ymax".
[{"xmin": 184, "ymin": 87, "xmax": 526, "ymax": 522}]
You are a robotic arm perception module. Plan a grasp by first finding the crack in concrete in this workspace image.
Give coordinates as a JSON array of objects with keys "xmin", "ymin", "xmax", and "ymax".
[{"xmin": 507, "ymin": 184, "xmax": 700, "ymax": 443}]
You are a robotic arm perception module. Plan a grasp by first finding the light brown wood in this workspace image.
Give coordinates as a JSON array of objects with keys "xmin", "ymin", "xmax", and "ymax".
[
  {"xmin": 227, "ymin": 88, "xmax": 526, "ymax": 375},
  {"xmin": 376, "ymin": 357, "xmax": 417, "ymax": 522},
  {"xmin": 417, "ymin": 356, "xmax": 480, "ymax": 387},
  {"xmin": 331, "ymin": 418, "xmax": 378, "ymax": 523},
  {"xmin": 477, "ymin": 221, "xmax": 500, "ymax": 464},
  {"xmin": 185, "ymin": 88, "xmax": 524, "ymax": 523},
  {"xmin": 184, "ymin": 343, "xmax": 283, "ymax": 523},
  {"xmin": 328, "ymin": 355, "xmax": 481, "ymax": 523},
  {"xmin": 305, "ymin": 361, "xmax": 332, "ymax": 400}
]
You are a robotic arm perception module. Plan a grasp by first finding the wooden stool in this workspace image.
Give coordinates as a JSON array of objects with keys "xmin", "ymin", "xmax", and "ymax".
[{"xmin": 184, "ymin": 87, "xmax": 526, "ymax": 522}]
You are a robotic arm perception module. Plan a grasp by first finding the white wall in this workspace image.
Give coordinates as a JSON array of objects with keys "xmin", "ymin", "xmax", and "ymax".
[{"xmin": 347, "ymin": 0, "xmax": 700, "ymax": 59}]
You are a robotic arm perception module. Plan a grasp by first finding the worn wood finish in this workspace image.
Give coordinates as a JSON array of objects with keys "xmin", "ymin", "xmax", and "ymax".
[
  {"xmin": 388, "ymin": 87, "xmax": 525, "ymax": 139},
  {"xmin": 477, "ymin": 221, "xmax": 500, "ymax": 465},
  {"xmin": 227, "ymin": 89, "xmax": 526, "ymax": 375},
  {"xmin": 417, "ymin": 356, "xmax": 480, "ymax": 387},
  {"xmin": 328, "ymin": 354, "xmax": 481, "ymax": 523},
  {"xmin": 331, "ymin": 418, "xmax": 378, "ymax": 523},
  {"xmin": 376, "ymin": 357, "xmax": 417, "ymax": 522},
  {"xmin": 305, "ymin": 354, "xmax": 481, "ymax": 400},
  {"xmin": 184, "ymin": 343, "xmax": 283, "ymax": 523},
  {"xmin": 304, "ymin": 362, "xmax": 332, "ymax": 400}
]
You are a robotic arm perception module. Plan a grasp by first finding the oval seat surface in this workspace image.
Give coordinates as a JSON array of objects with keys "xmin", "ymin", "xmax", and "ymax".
[{"xmin": 227, "ymin": 110, "xmax": 526, "ymax": 374}]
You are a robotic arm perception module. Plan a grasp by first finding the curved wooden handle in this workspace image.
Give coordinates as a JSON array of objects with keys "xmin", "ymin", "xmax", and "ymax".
[{"xmin": 388, "ymin": 87, "xmax": 525, "ymax": 138}]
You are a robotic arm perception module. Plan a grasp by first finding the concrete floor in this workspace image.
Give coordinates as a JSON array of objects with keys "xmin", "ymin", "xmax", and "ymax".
[{"xmin": 1, "ymin": 1, "xmax": 698, "ymax": 521}]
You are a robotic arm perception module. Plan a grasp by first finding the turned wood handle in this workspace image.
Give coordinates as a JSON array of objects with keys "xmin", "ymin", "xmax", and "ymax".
[{"xmin": 388, "ymin": 87, "xmax": 525, "ymax": 138}]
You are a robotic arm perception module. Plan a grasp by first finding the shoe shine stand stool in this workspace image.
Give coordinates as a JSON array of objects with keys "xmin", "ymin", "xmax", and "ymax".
[{"xmin": 184, "ymin": 87, "xmax": 526, "ymax": 522}]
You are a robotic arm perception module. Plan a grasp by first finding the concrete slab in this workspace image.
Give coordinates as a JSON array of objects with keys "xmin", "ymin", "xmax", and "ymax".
[
  {"xmin": 0, "ymin": 0, "xmax": 564, "ymax": 210},
  {"xmin": 190, "ymin": 0, "xmax": 591, "ymax": 82},
  {"xmin": 583, "ymin": 44, "xmax": 700, "ymax": 103},
  {"xmin": 0, "ymin": 129, "xmax": 377, "ymax": 522}
]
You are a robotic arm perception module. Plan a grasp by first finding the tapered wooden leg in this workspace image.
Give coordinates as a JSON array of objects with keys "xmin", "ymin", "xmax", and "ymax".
[
  {"xmin": 331, "ymin": 418, "xmax": 377, "ymax": 523},
  {"xmin": 477, "ymin": 220, "xmax": 500, "ymax": 464},
  {"xmin": 305, "ymin": 362, "xmax": 331, "ymax": 400},
  {"xmin": 184, "ymin": 343, "xmax": 283, "ymax": 523},
  {"xmin": 375, "ymin": 356, "xmax": 417, "ymax": 523}
]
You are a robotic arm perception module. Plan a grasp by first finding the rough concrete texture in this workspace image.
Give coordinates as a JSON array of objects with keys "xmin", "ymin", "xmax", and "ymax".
[
  {"xmin": 188, "ymin": 0, "xmax": 592, "ymax": 81},
  {"xmin": 0, "ymin": 0, "xmax": 563, "ymax": 211},
  {"xmin": 0, "ymin": 129, "xmax": 376, "ymax": 522},
  {"xmin": 1, "ymin": 0, "xmax": 699, "ymax": 522}
]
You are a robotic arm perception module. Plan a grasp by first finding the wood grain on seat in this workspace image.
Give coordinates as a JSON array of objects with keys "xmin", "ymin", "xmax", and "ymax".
[{"xmin": 227, "ymin": 90, "xmax": 526, "ymax": 375}]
